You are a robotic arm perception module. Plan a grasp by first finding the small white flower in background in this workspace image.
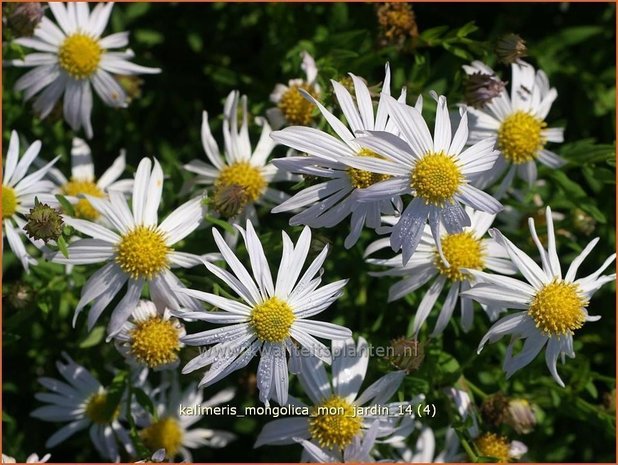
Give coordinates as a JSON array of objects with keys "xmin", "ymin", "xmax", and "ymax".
[
  {"xmin": 255, "ymin": 337, "xmax": 416, "ymax": 462},
  {"xmin": 31, "ymin": 353, "xmax": 135, "ymax": 462},
  {"xmin": 462, "ymin": 206, "xmax": 616, "ymax": 387},
  {"xmin": 11, "ymin": 2, "xmax": 161, "ymax": 138},
  {"xmin": 52, "ymin": 157, "xmax": 208, "ymax": 337},
  {"xmin": 183, "ymin": 90, "xmax": 294, "ymax": 235},
  {"xmin": 342, "ymin": 92, "xmax": 503, "ymax": 264},
  {"xmin": 44, "ymin": 137, "xmax": 133, "ymax": 221},
  {"xmin": 267, "ymin": 51, "xmax": 321, "ymax": 129},
  {"xmin": 113, "ymin": 300, "xmax": 186, "ymax": 370},
  {"xmin": 462, "ymin": 60, "xmax": 565, "ymax": 192},
  {"xmin": 136, "ymin": 378, "xmax": 236, "ymax": 462},
  {"xmin": 271, "ymin": 63, "xmax": 407, "ymax": 249},
  {"xmin": 445, "ymin": 387, "xmax": 526, "ymax": 463},
  {"xmin": 365, "ymin": 207, "xmax": 516, "ymax": 336},
  {"xmin": 177, "ymin": 220, "xmax": 351, "ymax": 406},
  {"xmin": 2, "ymin": 131, "xmax": 59, "ymax": 271},
  {"xmin": 2, "ymin": 453, "xmax": 51, "ymax": 463}
]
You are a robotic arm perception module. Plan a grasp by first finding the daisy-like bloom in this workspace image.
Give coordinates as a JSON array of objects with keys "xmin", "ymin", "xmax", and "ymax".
[
  {"xmin": 11, "ymin": 2, "xmax": 161, "ymax": 138},
  {"xmin": 255, "ymin": 337, "xmax": 415, "ymax": 462},
  {"xmin": 271, "ymin": 63, "xmax": 407, "ymax": 248},
  {"xmin": 52, "ymin": 157, "xmax": 205, "ymax": 336},
  {"xmin": 184, "ymin": 90, "xmax": 292, "ymax": 224},
  {"xmin": 2, "ymin": 453, "xmax": 51, "ymax": 463},
  {"xmin": 341, "ymin": 92, "xmax": 503, "ymax": 264},
  {"xmin": 267, "ymin": 51, "xmax": 320, "ymax": 129},
  {"xmin": 462, "ymin": 60, "xmax": 565, "ymax": 191},
  {"xmin": 177, "ymin": 221, "xmax": 351, "ymax": 406},
  {"xmin": 2, "ymin": 131, "xmax": 59, "ymax": 271},
  {"xmin": 137, "ymin": 379, "xmax": 236, "ymax": 461},
  {"xmin": 113, "ymin": 300, "xmax": 185, "ymax": 370},
  {"xmin": 463, "ymin": 206, "xmax": 616, "ymax": 387},
  {"xmin": 46, "ymin": 137, "xmax": 132, "ymax": 221},
  {"xmin": 365, "ymin": 208, "xmax": 515, "ymax": 336},
  {"xmin": 31, "ymin": 353, "xmax": 135, "ymax": 461}
]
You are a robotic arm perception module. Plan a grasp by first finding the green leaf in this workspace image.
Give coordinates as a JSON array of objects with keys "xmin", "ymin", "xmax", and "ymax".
[
  {"xmin": 550, "ymin": 171, "xmax": 587, "ymax": 198},
  {"xmin": 134, "ymin": 387, "xmax": 158, "ymax": 419},
  {"xmin": 204, "ymin": 214, "xmax": 236, "ymax": 234},
  {"xmin": 55, "ymin": 194, "xmax": 75, "ymax": 216},
  {"xmin": 57, "ymin": 235, "xmax": 69, "ymax": 259},
  {"xmin": 79, "ymin": 326, "xmax": 106, "ymax": 349},
  {"xmin": 102, "ymin": 372, "xmax": 127, "ymax": 421}
]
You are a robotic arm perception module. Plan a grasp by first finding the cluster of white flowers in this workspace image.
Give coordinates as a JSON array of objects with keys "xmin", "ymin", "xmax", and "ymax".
[{"xmin": 3, "ymin": 2, "xmax": 614, "ymax": 463}]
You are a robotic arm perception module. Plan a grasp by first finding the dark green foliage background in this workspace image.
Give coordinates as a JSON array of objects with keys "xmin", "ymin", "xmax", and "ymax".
[{"xmin": 2, "ymin": 2, "xmax": 616, "ymax": 462}]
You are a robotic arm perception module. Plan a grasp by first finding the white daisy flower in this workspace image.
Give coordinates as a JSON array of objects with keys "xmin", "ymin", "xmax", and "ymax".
[
  {"xmin": 31, "ymin": 353, "xmax": 135, "ymax": 462},
  {"xmin": 267, "ymin": 50, "xmax": 321, "ymax": 129},
  {"xmin": 462, "ymin": 60, "xmax": 565, "ymax": 192},
  {"xmin": 176, "ymin": 220, "xmax": 351, "ymax": 406},
  {"xmin": 2, "ymin": 131, "xmax": 59, "ymax": 271},
  {"xmin": 183, "ymin": 90, "xmax": 293, "ymax": 227},
  {"xmin": 389, "ymin": 425, "xmax": 461, "ymax": 463},
  {"xmin": 365, "ymin": 207, "xmax": 516, "ymax": 336},
  {"xmin": 137, "ymin": 379, "xmax": 236, "ymax": 461},
  {"xmin": 335, "ymin": 92, "xmax": 503, "ymax": 264},
  {"xmin": 113, "ymin": 299, "xmax": 186, "ymax": 370},
  {"xmin": 52, "ymin": 157, "xmax": 206, "ymax": 336},
  {"xmin": 11, "ymin": 2, "xmax": 161, "ymax": 138},
  {"xmin": 462, "ymin": 206, "xmax": 616, "ymax": 387},
  {"xmin": 255, "ymin": 337, "xmax": 415, "ymax": 462},
  {"xmin": 271, "ymin": 63, "xmax": 407, "ymax": 248},
  {"xmin": 45, "ymin": 137, "xmax": 133, "ymax": 221},
  {"xmin": 2, "ymin": 453, "xmax": 51, "ymax": 463}
]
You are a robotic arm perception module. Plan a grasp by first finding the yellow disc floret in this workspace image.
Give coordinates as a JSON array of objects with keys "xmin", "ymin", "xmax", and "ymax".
[
  {"xmin": 116, "ymin": 226, "xmax": 170, "ymax": 280},
  {"xmin": 528, "ymin": 281, "xmax": 588, "ymax": 336},
  {"xmin": 308, "ymin": 395, "xmax": 363, "ymax": 450},
  {"xmin": 474, "ymin": 432, "xmax": 511, "ymax": 463},
  {"xmin": 214, "ymin": 162, "xmax": 266, "ymax": 208},
  {"xmin": 411, "ymin": 152, "xmax": 463, "ymax": 206},
  {"xmin": 278, "ymin": 83, "xmax": 318, "ymax": 126},
  {"xmin": 62, "ymin": 179, "xmax": 105, "ymax": 220},
  {"xmin": 85, "ymin": 391, "xmax": 120, "ymax": 425},
  {"xmin": 2, "ymin": 185, "xmax": 19, "ymax": 219},
  {"xmin": 129, "ymin": 316, "xmax": 181, "ymax": 368},
  {"xmin": 497, "ymin": 111, "xmax": 547, "ymax": 164},
  {"xmin": 434, "ymin": 231, "xmax": 485, "ymax": 281},
  {"xmin": 58, "ymin": 33, "xmax": 102, "ymax": 79},
  {"xmin": 348, "ymin": 148, "xmax": 391, "ymax": 189},
  {"xmin": 140, "ymin": 417, "xmax": 184, "ymax": 458},
  {"xmin": 250, "ymin": 296, "xmax": 295, "ymax": 343}
]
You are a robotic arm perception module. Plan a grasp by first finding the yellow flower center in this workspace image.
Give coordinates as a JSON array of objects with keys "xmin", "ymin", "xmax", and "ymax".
[
  {"xmin": 497, "ymin": 111, "xmax": 547, "ymax": 164},
  {"xmin": 278, "ymin": 83, "xmax": 318, "ymax": 126},
  {"xmin": 61, "ymin": 179, "xmax": 105, "ymax": 220},
  {"xmin": 140, "ymin": 417, "xmax": 184, "ymax": 458},
  {"xmin": 434, "ymin": 231, "xmax": 485, "ymax": 281},
  {"xmin": 129, "ymin": 316, "xmax": 181, "ymax": 368},
  {"xmin": 58, "ymin": 33, "xmax": 102, "ymax": 79},
  {"xmin": 250, "ymin": 296, "xmax": 295, "ymax": 343},
  {"xmin": 528, "ymin": 281, "xmax": 588, "ymax": 336},
  {"xmin": 348, "ymin": 148, "xmax": 392, "ymax": 189},
  {"xmin": 115, "ymin": 226, "xmax": 170, "ymax": 280},
  {"xmin": 411, "ymin": 152, "xmax": 463, "ymax": 206},
  {"xmin": 2, "ymin": 186, "xmax": 19, "ymax": 219},
  {"xmin": 474, "ymin": 432, "xmax": 511, "ymax": 463},
  {"xmin": 85, "ymin": 392, "xmax": 120, "ymax": 425},
  {"xmin": 214, "ymin": 162, "xmax": 266, "ymax": 207},
  {"xmin": 308, "ymin": 395, "xmax": 363, "ymax": 450}
]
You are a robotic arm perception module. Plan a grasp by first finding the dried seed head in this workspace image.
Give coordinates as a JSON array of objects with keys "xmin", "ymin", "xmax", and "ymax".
[
  {"xmin": 386, "ymin": 337, "xmax": 425, "ymax": 373},
  {"xmin": 495, "ymin": 33, "xmax": 527, "ymax": 64},
  {"xmin": 23, "ymin": 199, "xmax": 64, "ymax": 243},
  {"xmin": 464, "ymin": 72, "xmax": 507, "ymax": 109}
]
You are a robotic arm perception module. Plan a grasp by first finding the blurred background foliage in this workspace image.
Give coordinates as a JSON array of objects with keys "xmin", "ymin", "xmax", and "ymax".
[{"xmin": 2, "ymin": 2, "xmax": 616, "ymax": 462}]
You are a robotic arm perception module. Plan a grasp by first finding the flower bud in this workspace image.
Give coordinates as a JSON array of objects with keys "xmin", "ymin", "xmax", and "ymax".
[
  {"xmin": 23, "ymin": 199, "xmax": 63, "ymax": 243},
  {"xmin": 480, "ymin": 392, "xmax": 509, "ymax": 427},
  {"xmin": 385, "ymin": 337, "xmax": 424, "ymax": 373},
  {"xmin": 571, "ymin": 208, "xmax": 596, "ymax": 236},
  {"xmin": 4, "ymin": 3, "xmax": 44, "ymax": 37},
  {"xmin": 506, "ymin": 399, "xmax": 537, "ymax": 434},
  {"xmin": 212, "ymin": 183, "xmax": 250, "ymax": 218},
  {"xmin": 495, "ymin": 33, "xmax": 527, "ymax": 64},
  {"xmin": 464, "ymin": 72, "xmax": 506, "ymax": 109}
]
